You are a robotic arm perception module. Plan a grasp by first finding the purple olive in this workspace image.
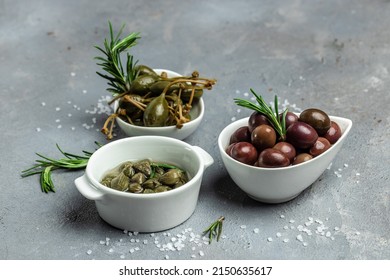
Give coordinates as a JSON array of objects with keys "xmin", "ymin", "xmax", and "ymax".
[
  {"xmin": 273, "ymin": 141, "xmax": 296, "ymax": 162},
  {"xmin": 251, "ymin": 124, "xmax": 276, "ymax": 152},
  {"xmin": 229, "ymin": 126, "xmax": 251, "ymax": 144},
  {"xmin": 248, "ymin": 112, "xmax": 270, "ymax": 133},
  {"xmin": 286, "ymin": 121, "xmax": 318, "ymax": 149},
  {"xmin": 257, "ymin": 148, "xmax": 290, "ymax": 168},
  {"xmin": 324, "ymin": 121, "xmax": 342, "ymax": 144},
  {"xmin": 279, "ymin": 111, "xmax": 299, "ymax": 129},
  {"xmin": 299, "ymin": 108, "xmax": 331, "ymax": 136},
  {"xmin": 292, "ymin": 153, "xmax": 313, "ymax": 165},
  {"xmin": 310, "ymin": 137, "xmax": 331, "ymax": 157},
  {"xmin": 230, "ymin": 142, "xmax": 258, "ymax": 165}
]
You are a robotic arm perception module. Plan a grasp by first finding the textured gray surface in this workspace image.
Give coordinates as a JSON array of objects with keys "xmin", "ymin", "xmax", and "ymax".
[{"xmin": 1, "ymin": 0, "xmax": 389, "ymax": 260}]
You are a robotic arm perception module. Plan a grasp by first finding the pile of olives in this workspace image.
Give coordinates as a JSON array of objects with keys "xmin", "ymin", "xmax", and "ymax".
[
  {"xmin": 100, "ymin": 159, "xmax": 189, "ymax": 194},
  {"xmin": 226, "ymin": 108, "xmax": 342, "ymax": 167}
]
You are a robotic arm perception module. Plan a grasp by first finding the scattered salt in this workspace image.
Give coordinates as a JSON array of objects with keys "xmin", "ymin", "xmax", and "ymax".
[
  {"xmin": 86, "ymin": 250, "xmax": 92, "ymax": 255},
  {"xmin": 283, "ymin": 238, "xmax": 289, "ymax": 243},
  {"xmin": 267, "ymin": 237, "xmax": 273, "ymax": 242},
  {"xmin": 36, "ymin": 127, "xmax": 41, "ymax": 132},
  {"xmin": 55, "ymin": 107, "xmax": 61, "ymax": 111},
  {"xmin": 253, "ymin": 228, "xmax": 260, "ymax": 234},
  {"xmin": 240, "ymin": 225, "xmax": 247, "ymax": 229},
  {"xmin": 70, "ymin": 72, "xmax": 76, "ymax": 77}
]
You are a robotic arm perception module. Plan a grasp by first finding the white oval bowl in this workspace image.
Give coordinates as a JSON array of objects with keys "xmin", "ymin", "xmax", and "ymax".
[
  {"xmin": 218, "ymin": 115, "xmax": 352, "ymax": 204},
  {"xmin": 114, "ymin": 69, "xmax": 204, "ymax": 140},
  {"xmin": 75, "ymin": 136, "xmax": 213, "ymax": 232}
]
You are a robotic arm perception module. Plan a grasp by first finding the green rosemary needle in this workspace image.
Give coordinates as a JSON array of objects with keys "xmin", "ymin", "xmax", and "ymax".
[
  {"xmin": 234, "ymin": 89, "xmax": 288, "ymax": 141},
  {"xmin": 203, "ymin": 216, "xmax": 225, "ymax": 244},
  {"xmin": 94, "ymin": 21, "xmax": 140, "ymax": 95},
  {"xmin": 21, "ymin": 142, "xmax": 101, "ymax": 193}
]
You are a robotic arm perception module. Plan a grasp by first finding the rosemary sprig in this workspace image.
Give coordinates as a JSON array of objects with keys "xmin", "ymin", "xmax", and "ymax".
[
  {"xmin": 94, "ymin": 22, "xmax": 141, "ymax": 95},
  {"xmin": 203, "ymin": 216, "xmax": 225, "ymax": 244},
  {"xmin": 21, "ymin": 142, "xmax": 101, "ymax": 193},
  {"xmin": 234, "ymin": 89, "xmax": 288, "ymax": 140}
]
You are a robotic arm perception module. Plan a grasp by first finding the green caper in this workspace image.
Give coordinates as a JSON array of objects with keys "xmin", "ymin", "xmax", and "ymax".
[
  {"xmin": 131, "ymin": 172, "xmax": 146, "ymax": 184},
  {"xmin": 150, "ymin": 80, "xmax": 180, "ymax": 96},
  {"xmin": 110, "ymin": 172, "xmax": 130, "ymax": 191},
  {"xmin": 142, "ymin": 177, "xmax": 161, "ymax": 190},
  {"xmin": 143, "ymin": 93, "xmax": 169, "ymax": 127},
  {"xmin": 143, "ymin": 188, "xmax": 155, "ymax": 194},
  {"xmin": 131, "ymin": 74, "xmax": 161, "ymax": 96},
  {"xmin": 133, "ymin": 159, "xmax": 152, "ymax": 176},
  {"xmin": 180, "ymin": 88, "xmax": 203, "ymax": 102},
  {"xmin": 158, "ymin": 169, "xmax": 183, "ymax": 186},
  {"xmin": 154, "ymin": 186, "xmax": 172, "ymax": 193},
  {"xmin": 134, "ymin": 65, "xmax": 157, "ymax": 77},
  {"xmin": 128, "ymin": 182, "xmax": 144, "ymax": 194}
]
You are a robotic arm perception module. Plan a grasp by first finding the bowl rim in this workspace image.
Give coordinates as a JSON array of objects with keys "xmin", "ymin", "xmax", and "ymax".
[
  {"xmin": 85, "ymin": 136, "xmax": 205, "ymax": 199},
  {"xmin": 114, "ymin": 68, "xmax": 204, "ymax": 131},
  {"xmin": 218, "ymin": 114, "xmax": 353, "ymax": 171}
]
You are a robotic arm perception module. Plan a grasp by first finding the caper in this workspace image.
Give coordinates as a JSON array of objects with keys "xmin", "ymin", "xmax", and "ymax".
[
  {"xmin": 143, "ymin": 93, "xmax": 169, "ymax": 127},
  {"xmin": 134, "ymin": 64, "xmax": 157, "ymax": 77},
  {"xmin": 158, "ymin": 169, "xmax": 183, "ymax": 186},
  {"xmin": 131, "ymin": 172, "xmax": 146, "ymax": 184},
  {"xmin": 154, "ymin": 186, "xmax": 172, "ymax": 193},
  {"xmin": 110, "ymin": 172, "xmax": 130, "ymax": 191},
  {"xmin": 131, "ymin": 74, "xmax": 160, "ymax": 96},
  {"xmin": 142, "ymin": 178, "xmax": 161, "ymax": 190},
  {"xmin": 143, "ymin": 189, "xmax": 155, "ymax": 194},
  {"xmin": 133, "ymin": 159, "xmax": 152, "ymax": 176},
  {"xmin": 150, "ymin": 80, "xmax": 179, "ymax": 96},
  {"xmin": 128, "ymin": 182, "xmax": 144, "ymax": 194}
]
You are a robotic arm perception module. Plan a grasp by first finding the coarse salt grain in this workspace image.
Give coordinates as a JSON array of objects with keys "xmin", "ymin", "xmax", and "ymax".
[
  {"xmin": 240, "ymin": 225, "xmax": 247, "ymax": 229},
  {"xmin": 36, "ymin": 127, "xmax": 41, "ymax": 132},
  {"xmin": 86, "ymin": 250, "xmax": 92, "ymax": 255},
  {"xmin": 283, "ymin": 238, "xmax": 289, "ymax": 243},
  {"xmin": 267, "ymin": 237, "xmax": 273, "ymax": 242},
  {"xmin": 253, "ymin": 228, "xmax": 260, "ymax": 234}
]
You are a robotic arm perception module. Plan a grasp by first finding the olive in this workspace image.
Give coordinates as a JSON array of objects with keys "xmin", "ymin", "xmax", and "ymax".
[
  {"xmin": 324, "ymin": 121, "xmax": 342, "ymax": 144},
  {"xmin": 229, "ymin": 126, "xmax": 251, "ymax": 144},
  {"xmin": 251, "ymin": 124, "xmax": 276, "ymax": 151},
  {"xmin": 279, "ymin": 112, "xmax": 299, "ymax": 129},
  {"xmin": 257, "ymin": 148, "xmax": 290, "ymax": 168},
  {"xmin": 230, "ymin": 142, "xmax": 258, "ymax": 165},
  {"xmin": 286, "ymin": 121, "xmax": 318, "ymax": 149},
  {"xmin": 292, "ymin": 153, "xmax": 313, "ymax": 165},
  {"xmin": 299, "ymin": 108, "xmax": 331, "ymax": 136},
  {"xmin": 309, "ymin": 137, "xmax": 331, "ymax": 157},
  {"xmin": 273, "ymin": 142, "xmax": 296, "ymax": 162},
  {"xmin": 226, "ymin": 143, "xmax": 236, "ymax": 156},
  {"xmin": 248, "ymin": 111, "xmax": 270, "ymax": 133}
]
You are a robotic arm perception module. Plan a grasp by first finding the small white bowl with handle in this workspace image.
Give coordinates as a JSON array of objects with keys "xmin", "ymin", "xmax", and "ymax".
[{"xmin": 75, "ymin": 136, "xmax": 213, "ymax": 232}]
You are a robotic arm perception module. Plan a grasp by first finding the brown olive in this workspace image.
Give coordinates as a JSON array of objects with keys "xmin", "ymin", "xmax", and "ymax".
[
  {"xmin": 286, "ymin": 121, "xmax": 318, "ymax": 149},
  {"xmin": 248, "ymin": 112, "xmax": 270, "ymax": 133},
  {"xmin": 292, "ymin": 153, "xmax": 313, "ymax": 165},
  {"xmin": 299, "ymin": 108, "xmax": 331, "ymax": 136},
  {"xmin": 310, "ymin": 137, "xmax": 331, "ymax": 157},
  {"xmin": 324, "ymin": 121, "xmax": 342, "ymax": 144},
  {"xmin": 229, "ymin": 126, "xmax": 251, "ymax": 144},
  {"xmin": 251, "ymin": 124, "xmax": 276, "ymax": 151},
  {"xmin": 257, "ymin": 148, "xmax": 290, "ymax": 168},
  {"xmin": 230, "ymin": 142, "xmax": 258, "ymax": 165},
  {"xmin": 273, "ymin": 142, "xmax": 296, "ymax": 162}
]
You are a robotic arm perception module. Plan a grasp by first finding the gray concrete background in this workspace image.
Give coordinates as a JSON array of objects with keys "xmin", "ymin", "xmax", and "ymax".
[{"xmin": 0, "ymin": 0, "xmax": 389, "ymax": 260}]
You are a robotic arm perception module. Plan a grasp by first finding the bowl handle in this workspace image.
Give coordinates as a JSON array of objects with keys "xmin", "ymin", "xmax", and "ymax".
[
  {"xmin": 74, "ymin": 174, "xmax": 104, "ymax": 201},
  {"xmin": 192, "ymin": 146, "xmax": 214, "ymax": 169}
]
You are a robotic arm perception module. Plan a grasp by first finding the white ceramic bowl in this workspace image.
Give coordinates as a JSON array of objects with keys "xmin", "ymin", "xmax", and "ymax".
[
  {"xmin": 75, "ymin": 136, "xmax": 213, "ymax": 232},
  {"xmin": 114, "ymin": 69, "xmax": 204, "ymax": 140},
  {"xmin": 218, "ymin": 115, "xmax": 352, "ymax": 203}
]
